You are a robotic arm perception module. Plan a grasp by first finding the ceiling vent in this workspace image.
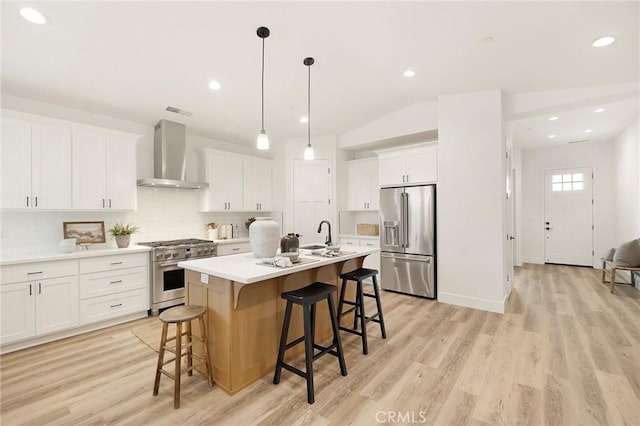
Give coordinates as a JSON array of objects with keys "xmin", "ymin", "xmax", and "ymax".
[
  {"xmin": 568, "ymin": 139, "xmax": 590, "ymax": 144},
  {"xmin": 165, "ymin": 106, "xmax": 194, "ymax": 117}
]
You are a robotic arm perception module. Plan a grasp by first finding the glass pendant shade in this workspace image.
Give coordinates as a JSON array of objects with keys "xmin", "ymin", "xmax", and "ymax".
[
  {"xmin": 304, "ymin": 144, "xmax": 315, "ymax": 160},
  {"xmin": 257, "ymin": 130, "xmax": 269, "ymax": 150}
]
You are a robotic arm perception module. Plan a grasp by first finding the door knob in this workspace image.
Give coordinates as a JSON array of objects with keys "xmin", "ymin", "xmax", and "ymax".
[
  {"xmin": 545, "ymin": 227, "xmax": 553, "ymax": 230},
  {"xmin": 509, "ymin": 236, "xmax": 515, "ymax": 240}
]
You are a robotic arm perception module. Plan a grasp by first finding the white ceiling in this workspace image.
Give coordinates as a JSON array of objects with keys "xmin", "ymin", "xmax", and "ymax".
[{"xmin": 2, "ymin": 2, "xmax": 638, "ymax": 147}]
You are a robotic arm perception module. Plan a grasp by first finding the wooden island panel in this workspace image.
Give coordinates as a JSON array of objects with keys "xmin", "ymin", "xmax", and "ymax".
[{"xmin": 185, "ymin": 257, "xmax": 362, "ymax": 395}]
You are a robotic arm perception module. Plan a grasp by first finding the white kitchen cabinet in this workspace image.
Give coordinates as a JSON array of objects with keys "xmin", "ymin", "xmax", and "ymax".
[
  {"xmin": 339, "ymin": 237, "xmax": 380, "ymax": 282},
  {"xmin": 377, "ymin": 143, "xmax": 437, "ymax": 186},
  {"xmin": 243, "ymin": 158, "xmax": 272, "ymax": 211},
  {"xmin": 0, "ymin": 264, "xmax": 79, "ymax": 345},
  {"xmin": 217, "ymin": 241, "xmax": 252, "ymax": 256},
  {"xmin": 73, "ymin": 131, "xmax": 137, "ymax": 210},
  {"xmin": 202, "ymin": 149, "xmax": 273, "ymax": 212},
  {"xmin": 78, "ymin": 253, "xmax": 149, "ymax": 325},
  {"xmin": 35, "ymin": 276, "xmax": 79, "ymax": 335},
  {"xmin": 202, "ymin": 150, "xmax": 244, "ymax": 211},
  {"xmin": 1, "ymin": 118, "xmax": 72, "ymax": 209},
  {"xmin": 347, "ymin": 158, "xmax": 379, "ymax": 211}
]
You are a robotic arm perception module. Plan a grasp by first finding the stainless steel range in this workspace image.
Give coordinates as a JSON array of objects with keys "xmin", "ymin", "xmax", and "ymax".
[{"xmin": 138, "ymin": 239, "xmax": 217, "ymax": 314}]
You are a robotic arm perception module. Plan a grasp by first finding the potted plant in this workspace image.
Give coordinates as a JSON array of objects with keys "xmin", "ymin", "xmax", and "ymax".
[{"xmin": 108, "ymin": 222, "xmax": 140, "ymax": 248}]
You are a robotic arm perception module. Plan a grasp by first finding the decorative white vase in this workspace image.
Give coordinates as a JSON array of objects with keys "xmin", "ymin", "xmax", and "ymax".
[
  {"xmin": 249, "ymin": 217, "xmax": 279, "ymax": 258},
  {"xmin": 115, "ymin": 235, "xmax": 131, "ymax": 248}
]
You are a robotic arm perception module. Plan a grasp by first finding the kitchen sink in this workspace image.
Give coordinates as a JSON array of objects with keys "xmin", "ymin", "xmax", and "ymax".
[{"xmin": 299, "ymin": 244, "xmax": 326, "ymax": 250}]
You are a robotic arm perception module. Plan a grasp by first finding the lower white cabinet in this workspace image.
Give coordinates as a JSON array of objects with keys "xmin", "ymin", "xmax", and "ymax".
[
  {"xmin": 0, "ymin": 275, "xmax": 79, "ymax": 344},
  {"xmin": 80, "ymin": 288, "xmax": 148, "ymax": 325},
  {"xmin": 78, "ymin": 254, "xmax": 148, "ymax": 325},
  {"xmin": 217, "ymin": 241, "xmax": 252, "ymax": 256},
  {"xmin": 0, "ymin": 251, "xmax": 149, "ymax": 351},
  {"xmin": 340, "ymin": 237, "xmax": 381, "ymax": 281}
]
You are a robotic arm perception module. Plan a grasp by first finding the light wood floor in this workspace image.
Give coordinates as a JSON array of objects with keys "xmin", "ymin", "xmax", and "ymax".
[{"xmin": 1, "ymin": 264, "xmax": 639, "ymax": 425}]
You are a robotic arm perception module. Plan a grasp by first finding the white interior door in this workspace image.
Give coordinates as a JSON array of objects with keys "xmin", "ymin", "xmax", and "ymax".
[
  {"xmin": 505, "ymin": 143, "xmax": 514, "ymax": 291},
  {"xmin": 544, "ymin": 167, "xmax": 593, "ymax": 266},
  {"xmin": 293, "ymin": 159, "xmax": 330, "ymax": 246}
]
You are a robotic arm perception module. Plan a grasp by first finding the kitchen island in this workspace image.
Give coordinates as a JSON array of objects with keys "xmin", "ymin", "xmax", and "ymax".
[{"xmin": 178, "ymin": 246, "xmax": 378, "ymax": 395}]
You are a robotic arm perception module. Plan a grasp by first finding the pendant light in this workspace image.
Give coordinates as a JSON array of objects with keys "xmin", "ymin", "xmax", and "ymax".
[
  {"xmin": 256, "ymin": 27, "xmax": 270, "ymax": 150},
  {"xmin": 303, "ymin": 57, "xmax": 315, "ymax": 160}
]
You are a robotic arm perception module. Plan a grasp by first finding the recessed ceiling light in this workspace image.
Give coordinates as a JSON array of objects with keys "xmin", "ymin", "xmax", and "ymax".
[
  {"xmin": 403, "ymin": 70, "xmax": 415, "ymax": 78},
  {"xmin": 585, "ymin": 129, "xmax": 593, "ymax": 133},
  {"xmin": 549, "ymin": 116, "xmax": 559, "ymax": 121},
  {"xmin": 548, "ymin": 134, "xmax": 556, "ymax": 139},
  {"xmin": 482, "ymin": 36, "xmax": 494, "ymax": 43},
  {"xmin": 208, "ymin": 81, "xmax": 221, "ymax": 91},
  {"xmin": 299, "ymin": 116, "xmax": 308, "ymax": 124},
  {"xmin": 592, "ymin": 36, "xmax": 616, "ymax": 47},
  {"xmin": 594, "ymin": 108, "xmax": 605, "ymax": 113},
  {"xmin": 19, "ymin": 7, "xmax": 47, "ymax": 24}
]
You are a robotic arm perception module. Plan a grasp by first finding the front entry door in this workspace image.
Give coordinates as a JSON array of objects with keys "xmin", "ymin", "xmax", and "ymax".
[{"xmin": 544, "ymin": 167, "xmax": 593, "ymax": 266}]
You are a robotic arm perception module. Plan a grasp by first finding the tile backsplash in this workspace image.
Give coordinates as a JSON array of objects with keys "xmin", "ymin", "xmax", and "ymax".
[{"xmin": 1, "ymin": 187, "xmax": 282, "ymax": 256}]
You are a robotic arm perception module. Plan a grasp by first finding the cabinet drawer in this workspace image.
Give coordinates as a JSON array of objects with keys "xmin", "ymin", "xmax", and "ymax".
[
  {"xmin": 79, "ymin": 253, "xmax": 148, "ymax": 274},
  {"xmin": 340, "ymin": 238, "xmax": 359, "ymax": 246},
  {"xmin": 1, "ymin": 260, "xmax": 78, "ymax": 284},
  {"xmin": 217, "ymin": 242, "xmax": 251, "ymax": 256},
  {"xmin": 359, "ymin": 239, "xmax": 380, "ymax": 248},
  {"xmin": 80, "ymin": 266, "xmax": 148, "ymax": 299},
  {"xmin": 79, "ymin": 288, "xmax": 148, "ymax": 325}
]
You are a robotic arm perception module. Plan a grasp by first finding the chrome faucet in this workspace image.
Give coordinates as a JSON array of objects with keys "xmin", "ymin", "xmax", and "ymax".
[{"xmin": 317, "ymin": 220, "xmax": 333, "ymax": 246}]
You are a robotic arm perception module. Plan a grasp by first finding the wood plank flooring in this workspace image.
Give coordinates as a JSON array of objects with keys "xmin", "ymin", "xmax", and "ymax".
[{"xmin": 1, "ymin": 264, "xmax": 639, "ymax": 425}]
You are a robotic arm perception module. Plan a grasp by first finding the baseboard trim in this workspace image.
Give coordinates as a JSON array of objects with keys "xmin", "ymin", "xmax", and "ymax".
[
  {"xmin": 438, "ymin": 292, "xmax": 505, "ymax": 314},
  {"xmin": 522, "ymin": 257, "xmax": 544, "ymax": 264}
]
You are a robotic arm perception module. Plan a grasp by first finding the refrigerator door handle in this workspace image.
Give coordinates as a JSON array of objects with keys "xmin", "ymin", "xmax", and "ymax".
[
  {"xmin": 404, "ymin": 192, "xmax": 409, "ymax": 248},
  {"xmin": 400, "ymin": 192, "xmax": 406, "ymax": 247}
]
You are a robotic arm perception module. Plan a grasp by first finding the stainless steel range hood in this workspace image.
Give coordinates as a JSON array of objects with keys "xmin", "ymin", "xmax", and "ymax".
[{"xmin": 137, "ymin": 120, "xmax": 208, "ymax": 190}]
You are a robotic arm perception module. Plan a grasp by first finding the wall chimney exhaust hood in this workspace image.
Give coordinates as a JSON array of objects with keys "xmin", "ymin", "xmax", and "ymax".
[{"xmin": 137, "ymin": 120, "xmax": 208, "ymax": 190}]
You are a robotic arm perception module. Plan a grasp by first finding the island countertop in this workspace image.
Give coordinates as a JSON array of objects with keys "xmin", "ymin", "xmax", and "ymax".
[{"xmin": 178, "ymin": 245, "xmax": 379, "ymax": 284}]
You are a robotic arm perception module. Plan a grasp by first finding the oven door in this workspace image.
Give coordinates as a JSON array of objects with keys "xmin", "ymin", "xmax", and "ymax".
[{"xmin": 153, "ymin": 261, "xmax": 185, "ymax": 304}]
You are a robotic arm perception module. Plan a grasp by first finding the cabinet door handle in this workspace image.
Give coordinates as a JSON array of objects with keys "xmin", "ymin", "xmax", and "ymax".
[
  {"xmin": 110, "ymin": 303, "xmax": 122, "ymax": 308},
  {"xmin": 110, "ymin": 261, "xmax": 123, "ymax": 265},
  {"xmin": 256, "ymin": 203, "xmax": 259, "ymax": 210},
  {"xmin": 27, "ymin": 271, "xmax": 43, "ymax": 275},
  {"xmin": 110, "ymin": 280, "xmax": 123, "ymax": 284},
  {"xmin": 29, "ymin": 284, "xmax": 32, "ymax": 295},
  {"xmin": 232, "ymin": 248, "xmax": 240, "ymax": 251},
  {"xmin": 26, "ymin": 196, "xmax": 29, "ymax": 207},
  {"xmin": 259, "ymin": 203, "xmax": 261, "ymax": 210},
  {"xmin": 102, "ymin": 199, "xmax": 105, "ymax": 208},
  {"xmin": 406, "ymin": 175, "xmax": 409, "ymax": 182},
  {"xmin": 38, "ymin": 283, "xmax": 42, "ymax": 294},
  {"xmin": 35, "ymin": 196, "xmax": 38, "ymax": 207},
  {"xmin": 109, "ymin": 199, "xmax": 112, "ymax": 208}
]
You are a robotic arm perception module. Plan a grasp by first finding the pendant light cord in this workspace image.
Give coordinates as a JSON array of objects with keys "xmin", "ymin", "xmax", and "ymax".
[
  {"xmin": 307, "ymin": 64, "xmax": 311, "ymax": 146},
  {"xmin": 261, "ymin": 37, "xmax": 265, "ymax": 131}
]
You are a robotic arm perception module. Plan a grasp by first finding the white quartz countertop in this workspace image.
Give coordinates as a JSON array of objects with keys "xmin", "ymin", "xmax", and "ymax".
[
  {"xmin": 179, "ymin": 245, "xmax": 379, "ymax": 284},
  {"xmin": 0, "ymin": 245, "xmax": 152, "ymax": 266}
]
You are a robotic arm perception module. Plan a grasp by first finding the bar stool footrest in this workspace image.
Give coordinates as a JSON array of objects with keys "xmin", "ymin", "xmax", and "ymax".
[{"xmin": 284, "ymin": 336, "xmax": 306, "ymax": 350}]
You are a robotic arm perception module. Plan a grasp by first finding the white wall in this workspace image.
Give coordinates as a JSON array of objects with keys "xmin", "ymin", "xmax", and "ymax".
[
  {"xmin": 437, "ymin": 90, "xmax": 507, "ymax": 314},
  {"xmin": 613, "ymin": 117, "xmax": 640, "ymax": 244},
  {"xmin": 521, "ymin": 141, "xmax": 616, "ymax": 266},
  {"xmin": 513, "ymin": 145, "xmax": 523, "ymax": 266}
]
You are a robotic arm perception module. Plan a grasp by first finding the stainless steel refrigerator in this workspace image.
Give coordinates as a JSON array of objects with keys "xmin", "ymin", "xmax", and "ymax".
[{"xmin": 380, "ymin": 185, "xmax": 436, "ymax": 298}]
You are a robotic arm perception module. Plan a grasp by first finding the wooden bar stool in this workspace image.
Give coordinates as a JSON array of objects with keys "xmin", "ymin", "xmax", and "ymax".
[
  {"xmin": 337, "ymin": 268, "xmax": 387, "ymax": 355},
  {"xmin": 273, "ymin": 282, "xmax": 347, "ymax": 404},
  {"xmin": 153, "ymin": 305, "xmax": 213, "ymax": 409}
]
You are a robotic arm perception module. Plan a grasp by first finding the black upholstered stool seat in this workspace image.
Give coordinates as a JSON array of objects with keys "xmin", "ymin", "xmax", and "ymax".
[
  {"xmin": 337, "ymin": 268, "xmax": 387, "ymax": 355},
  {"xmin": 273, "ymin": 282, "xmax": 347, "ymax": 404},
  {"xmin": 281, "ymin": 282, "xmax": 336, "ymax": 305}
]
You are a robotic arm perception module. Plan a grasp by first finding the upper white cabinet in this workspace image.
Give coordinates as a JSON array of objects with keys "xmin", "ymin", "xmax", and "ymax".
[
  {"xmin": 73, "ymin": 131, "xmax": 137, "ymax": 210},
  {"xmin": 1, "ymin": 118, "xmax": 72, "ymax": 209},
  {"xmin": 346, "ymin": 158, "xmax": 379, "ymax": 211},
  {"xmin": 1, "ymin": 111, "xmax": 138, "ymax": 211},
  {"xmin": 377, "ymin": 143, "xmax": 438, "ymax": 186},
  {"xmin": 243, "ymin": 158, "xmax": 272, "ymax": 211},
  {"xmin": 202, "ymin": 149, "xmax": 272, "ymax": 212}
]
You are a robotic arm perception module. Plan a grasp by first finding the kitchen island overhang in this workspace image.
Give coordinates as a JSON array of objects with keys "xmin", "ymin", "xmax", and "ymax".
[{"xmin": 178, "ymin": 246, "xmax": 379, "ymax": 395}]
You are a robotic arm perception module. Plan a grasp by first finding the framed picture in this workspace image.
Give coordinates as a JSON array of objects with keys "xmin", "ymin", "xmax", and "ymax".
[{"xmin": 62, "ymin": 221, "xmax": 106, "ymax": 244}]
